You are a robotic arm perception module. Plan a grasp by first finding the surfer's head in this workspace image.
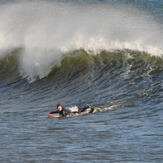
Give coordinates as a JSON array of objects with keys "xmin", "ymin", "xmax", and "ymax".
[{"xmin": 57, "ymin": 104, "xmax": 63, "ymax": 111}]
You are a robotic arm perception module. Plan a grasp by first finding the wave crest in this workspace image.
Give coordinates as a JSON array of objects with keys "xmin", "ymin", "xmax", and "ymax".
[{"xmin": 1, "ymin": 49, "xmax": 162, "ymax": 82}]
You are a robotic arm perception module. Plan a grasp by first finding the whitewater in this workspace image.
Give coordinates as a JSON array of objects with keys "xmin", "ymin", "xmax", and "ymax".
[{"xmin": 0, "ymin": 0, "xmax": 162, "ymax": 162}]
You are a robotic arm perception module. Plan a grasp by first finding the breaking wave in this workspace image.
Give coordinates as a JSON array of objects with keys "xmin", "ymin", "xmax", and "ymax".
[{"xmin": 0, "ymin": 1, "xmax": 162, "ymax": 81}]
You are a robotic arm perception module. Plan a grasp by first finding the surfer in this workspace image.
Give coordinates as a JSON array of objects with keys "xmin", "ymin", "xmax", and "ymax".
[{"xmin": 49, "ymin": 104, "xmax": 95, "ymax": 117}]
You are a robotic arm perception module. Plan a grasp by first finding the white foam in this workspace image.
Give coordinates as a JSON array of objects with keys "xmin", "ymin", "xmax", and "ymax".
[
  {"xmin": 0, "ymin": 1, "xmax": 162, "ymax": 80},
  {"xmin": 68, "ymin": 105, "xmax": 79, "ymax": 112},
  {"xmin": 94, "ymin": 105, "xmax": 120, "ymax": 113}
]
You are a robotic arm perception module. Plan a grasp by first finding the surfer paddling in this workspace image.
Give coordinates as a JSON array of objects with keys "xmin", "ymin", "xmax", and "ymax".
[
  {"xmin": 49, "ymin": 104, "xmax": 95, "ymax": 117},
  {"xmin": 50, "ymin": 104, "xmax": 71, "ymax": 117}
]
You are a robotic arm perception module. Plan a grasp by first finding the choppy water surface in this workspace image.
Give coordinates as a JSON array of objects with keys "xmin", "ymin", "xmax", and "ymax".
[{"xmin": 0, "ymin": 0, "xmax": 162, "ymax": 162}]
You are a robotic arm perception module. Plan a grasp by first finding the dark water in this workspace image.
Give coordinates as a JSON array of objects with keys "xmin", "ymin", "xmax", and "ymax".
[{"xmin": 0, "ymin": 0, "xmax": 163, "ymax": 162}]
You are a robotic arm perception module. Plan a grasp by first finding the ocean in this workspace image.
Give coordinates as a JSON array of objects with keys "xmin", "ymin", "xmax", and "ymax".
[{"xmin": 0, "ymin": 0, "xmax": 162, "ymax": 162}]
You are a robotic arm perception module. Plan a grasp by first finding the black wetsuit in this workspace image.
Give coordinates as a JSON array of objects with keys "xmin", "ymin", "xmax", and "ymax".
[{"xmin": 50, "ymin": 108, "xmax": 71, "ymax": 117}]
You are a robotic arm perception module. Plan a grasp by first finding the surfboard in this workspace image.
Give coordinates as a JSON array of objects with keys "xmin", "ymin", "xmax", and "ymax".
[{"xmin": 47, "ymin": 114, "xmax": 60, "ymax": 118}]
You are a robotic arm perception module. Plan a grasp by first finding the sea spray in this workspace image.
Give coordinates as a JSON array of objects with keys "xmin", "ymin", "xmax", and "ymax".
[{"xmin": 0, "ymin": 1, "xmax": 162, "ymax": 81}]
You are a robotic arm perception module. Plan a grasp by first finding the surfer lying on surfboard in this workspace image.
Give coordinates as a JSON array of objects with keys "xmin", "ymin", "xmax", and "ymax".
[{"xmin": 49, "ymin": 104, "xmax": 95, "ymax": 118}]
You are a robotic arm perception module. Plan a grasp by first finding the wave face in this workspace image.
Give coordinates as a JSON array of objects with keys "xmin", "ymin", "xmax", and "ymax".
[
  {"xmin": 1, "ymin": 49, "xmax": 162, "ymax": 109},
  {"xmin": 0, "ymin": 1, "xmax": 162, "ymax": 81}
]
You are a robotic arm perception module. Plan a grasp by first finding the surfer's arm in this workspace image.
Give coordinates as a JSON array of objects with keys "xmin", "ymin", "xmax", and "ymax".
[{"xmin": 50, "ymin": 111, "xmax": 59, "ymax": 114}]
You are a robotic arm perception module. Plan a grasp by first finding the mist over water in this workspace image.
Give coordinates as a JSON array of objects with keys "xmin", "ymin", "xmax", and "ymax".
[{"xmin": 0, "ymin": 1, "xmax": 162, "ymax": 80}]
